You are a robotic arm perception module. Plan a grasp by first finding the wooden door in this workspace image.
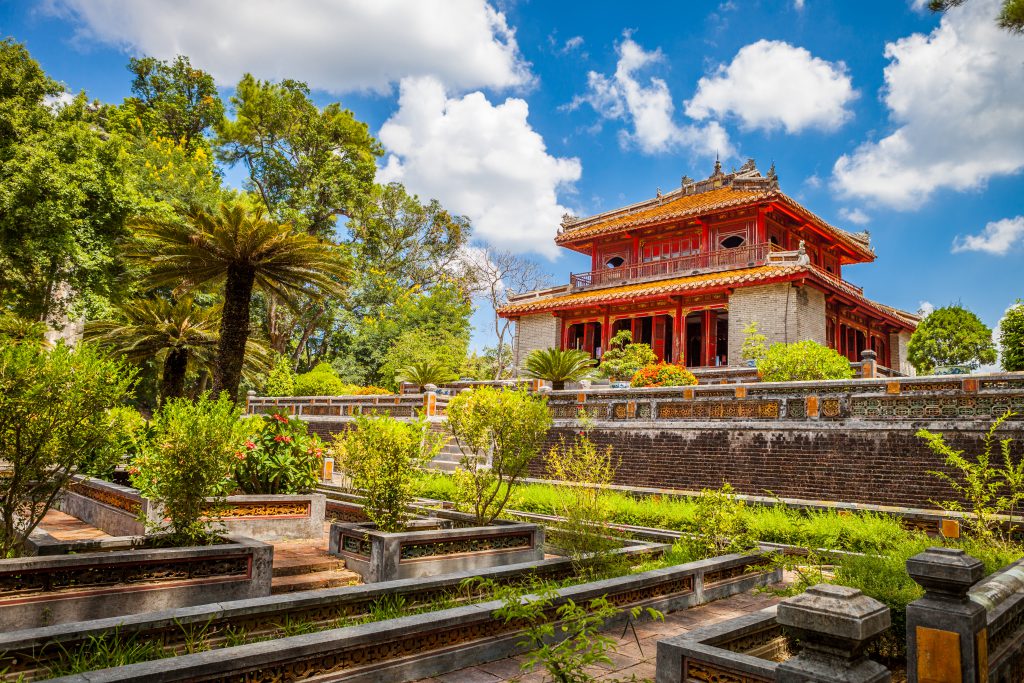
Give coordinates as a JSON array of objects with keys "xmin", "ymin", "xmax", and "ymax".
[{"xmin": 653, "ymin": 316, "xmax": 666, "ymax": 361}]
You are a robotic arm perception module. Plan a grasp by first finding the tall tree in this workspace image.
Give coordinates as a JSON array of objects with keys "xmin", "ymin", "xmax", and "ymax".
[
  {"xmin": 908, "ymin": 304, "xmax": 998, "ymax": 374},
  {"xmin": 129, "ymin": 201, "xmax": 349, "ymax": 400},
  {"xmin": 0, "ymin": 40, "xmax": 135, "ymax": 321},
  {"xmin": 1000, "ymin": 300, "xmax": 1024, "ymax": 372},
  {"xmin": 463, "ymin": 247, "xmax": 550, "ymax": 379},
  {"xmin": 216, "ymin": 74, "xmax": 382, "ymax": 237},
  {"xmin": 123, "ymin": 55, "xmax": 224, "ymax": 153}
]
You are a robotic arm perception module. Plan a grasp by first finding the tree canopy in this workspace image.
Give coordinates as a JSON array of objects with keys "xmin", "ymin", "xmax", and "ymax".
[
  {"xmin": 1000, "ymin": 300, "xmax": 1024, "ymax": 372},
  {"xmin": 908, "ymin": 304, "xmax": 998, "ymax": 374}
]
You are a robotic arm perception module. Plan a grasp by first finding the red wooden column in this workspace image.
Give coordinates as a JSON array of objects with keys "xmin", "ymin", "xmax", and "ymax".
[
  {"xmin": 701, "ymin": 309, "xmax": 715, "ymax": 367},
  {"xmin": 631, "ymin": 317, "xmax": 641, "ymax": 343},
  {"xmin": 601, "ymin": 309, "xmax": 611, "ymax": 355},
  {"xmin": 653, "ymin": 317, "xmax": 667, "ymax": 361},
  {"xmin": 673, "ymin": 298, "xmax": 684, "ymax": 364},
  {"xmin": 559, "ymin": 317, "xmax": 569, "ymax": 350},
  {"xmin": 757, "ymin": 206, "xmax": 769, "ymax": 245},
  {"xmin": 590, "ymin": 243, "xmax": 598, "ymax": 272}
]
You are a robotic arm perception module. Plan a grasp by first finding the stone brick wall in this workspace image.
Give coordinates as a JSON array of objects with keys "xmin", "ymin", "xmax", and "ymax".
[
  {"xmin": 727, "ymin": 283, "xmax": 826, "ymax": 363},
  {"xmin": 890, "ymin": 330, "xmax": 915, "ymax": 376},
  {"xmin": 531, "ymin": 421, "xmax": 1024, "ymax": 509},
  {"xmin": 513, "ymin": 313, "xmax": 560, "ymax": 368}
]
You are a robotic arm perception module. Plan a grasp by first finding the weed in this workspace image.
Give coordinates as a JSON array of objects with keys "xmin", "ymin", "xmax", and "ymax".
[{"xmin": 47, "ymin": 628, "xmax": 167, "ymax": 677}]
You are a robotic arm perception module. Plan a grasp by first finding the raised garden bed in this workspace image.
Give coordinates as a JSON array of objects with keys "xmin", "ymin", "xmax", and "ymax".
[
  {"xmin": 56, "ymin": 475, "xmax": 325, "ymax": 542},
  {"xmin": 0, "ymin": 535, "xmax": 272, "ymax": 630}
]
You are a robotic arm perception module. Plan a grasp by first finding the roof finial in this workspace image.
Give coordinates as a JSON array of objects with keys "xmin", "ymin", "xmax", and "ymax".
[{"xmin": 712, "ymin": 152, "xmax": 723, "ymax": 178}]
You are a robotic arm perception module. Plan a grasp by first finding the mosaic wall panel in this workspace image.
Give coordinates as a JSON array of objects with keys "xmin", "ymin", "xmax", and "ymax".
[
  {"xmin": 786, "ymin": 398, "xmax": 806, "ymax": 419},
  {"xmin": 637, "ymin": 402, "xmax": 653, "ymax": 419},
  {"xmin": 399, "ymin": 532, "xmax": 533, "ymax": 561},
  {"xmin": 657, "ymin": 401, "xmax": 780, "ymax": 420},
  {"xmin": 704, "ymin": 561, "xmax": 769, "ymax": 586},
  {"xmin": 821, "ymin": 398, "xmax": 843, "ymax": 418},
  {"xmin": 683, "ymin": 658, "xmax": 773, "ymax": 683},
  {"xmin": 0, "ymin": 555, "xmax": 250, "ymax": 599},
  {"xmin": 850, "ymin": 395, "xmax": 1024, "ymax": 420},
  {"xmin": 899, "ymin": 382, "xmax": 962, "ymax": 393},
  {"xmin": 339, "ymin": 534, "xmax": 371, "ymax": 558},
  {"xmin": 215, "ymin": 501, "xmax": 311, "ymax": 519}
]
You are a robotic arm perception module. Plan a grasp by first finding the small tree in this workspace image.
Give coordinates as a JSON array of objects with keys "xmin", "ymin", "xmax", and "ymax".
[
  {"xmin": 919, "ymin": 410, "xmax": 1019, "ymax": 538},
  {"xmin": 0, "ymin": 343, "xmax": 134, "ymax": 558},
  {"xmin": 234, "ymin": 412, "xmax": 322, "ymax": 495},
  {"xmin": 293, "ymin": 362, "xmax": 348, "ymax": 396},
  {"xmin": 447, "ymin": 387, "xmax": 552, "ymax": 525},
  {"xmin": 680, "ymin": 483, "xmax": 754, "ymax": 561},
  {"xmin": 740, "ymin": 322, "xmax": 768, "ymax": 364},
  {"xmin": 130, "ymin": 394, "xmax": 244, "ymax": 545},
  {"xmin": 1000, "ymin": 300, "xmax": 1024, "ymax": 372},
  {"xmin": 598, "ymin": 330, "xmax": 657, "ymax": 381},
  {"xmin": 757, "ymin": 340, "xmax": 854, "ymax": 382},
  {"xmin": 333, "ymin": 413, "xmax": 443, "ymax": 532},
  {"xmin": 395, "ymin": 358, "xmax": 458, "ymax": 392},
  {"xmin": 264, "ymin": 354, "xmax": 296, "ymax": 396},
  {"xmin": 523, "ymin": 347, "xmax": 596, "ymax": 390},
  {"xmin": 908, "ymin": 305, "xmax": 997, "ymax": 374}
]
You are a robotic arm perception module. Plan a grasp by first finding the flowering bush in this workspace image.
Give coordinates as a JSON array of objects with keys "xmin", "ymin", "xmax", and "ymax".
[
  {"xmin": 234, "ymin": 412, "xmax": 323, "ymax": 495},
  {"xmin": 129, "ymin": 394, "xmax": 244, "ymax": 545},
  {"xmin": 630, "ymin": 363, "xmax": 697, "ymax": 388},
  {"xmin": 757, "ymin": 340, "xmax": 854, "ymax": 382}
]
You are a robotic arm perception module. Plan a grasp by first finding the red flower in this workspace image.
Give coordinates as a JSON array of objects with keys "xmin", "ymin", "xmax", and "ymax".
[
  {"xmin": 272, "ymin": 413, "xmax": 289, "ymax": 424},
  {"xmin": 274, "ymin": 435, "xmax": 293, "ymax": 443},
  {"xmin": 234, "ymin": 451, "xmax": 246, "ymax": 461},
  {"xmin": 245, "ymin": 440, "xmax": 256, "ymax": 450}
]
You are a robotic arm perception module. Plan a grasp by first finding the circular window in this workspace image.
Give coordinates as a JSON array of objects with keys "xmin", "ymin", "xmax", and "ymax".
[
  {"xmin": 720, "ymin": 235, "xmax": 745, "ymax": 249},
  {"xmin": 605, "ymin": 256, "xmax": 625, "ymax": 268}
]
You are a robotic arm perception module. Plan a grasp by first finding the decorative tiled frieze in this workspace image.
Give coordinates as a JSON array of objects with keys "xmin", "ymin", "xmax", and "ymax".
[
  {"xmin": 67, "ymin": 482, "xmax": 142, "ymax": 515},
  {"xmin": 684, "ymin": 658, "xmax": 773, "ymax": 683},
  {"xmin": 851, "ymin": 395, "xmax": 1024, "ymax": 420},
  {"xmin": 658, "ymin": 400, "xmax": 780, "ymax": 420},
  {"xmin": 399, "ymin": 532, "xmax": 533, "ymax": 561},
  {"xmin": 213, "ymin": 501, "xmax": 311, "ymax": 519}
]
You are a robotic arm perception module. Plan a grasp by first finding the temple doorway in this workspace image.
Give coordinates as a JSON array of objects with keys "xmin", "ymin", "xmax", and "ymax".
[{"xmin": 684, "ymin": 309, "xmax": 728, "ymax": 367}]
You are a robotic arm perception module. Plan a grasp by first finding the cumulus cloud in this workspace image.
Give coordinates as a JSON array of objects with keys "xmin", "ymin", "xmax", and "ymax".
[
  {"xmin": 833, "ymin": 0, "xmax": 1024, "ymax": 207},
  {"xmin": 46, "ymin": 0, "xmax": 532, "ymax": 93},
  {"xmin": 570, "ymin": 35, "xmax": 732, "ymax": 157},
  {"xmin": 378, "ymin": 77, "xmax": 581, "ymax": 258},
  {"xmin": 686, "ymin": 40, "xmax": 857, "ymax": 134},
  {"xmin": 839, "ymin": 207, "xmax": 871, "ymax": 225},
  {"xmin": 952, "ymin": 216, "xmax": 1024, "ymax": 255},
  {"xmin": 42, "ymin": 91, "xmax": 75, "ymax": 110},
  {"xmin": 918, "ymin": 301, "xmax": 935, "ymax": 316},
  {"xmin": 794, "ymin": 0, "xmax": 806, "ymax": 10}
]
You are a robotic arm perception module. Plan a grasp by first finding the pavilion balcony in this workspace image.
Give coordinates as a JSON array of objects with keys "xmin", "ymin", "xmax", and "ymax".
[{"xmin": 569, "ymin": 242, "xmax": 780, "ymax": 290}]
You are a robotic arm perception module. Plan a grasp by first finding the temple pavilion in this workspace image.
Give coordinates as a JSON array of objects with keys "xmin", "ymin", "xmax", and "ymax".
[{"xmin": 498, "ymin": 159, "xmax": 919, "ymax": 375}]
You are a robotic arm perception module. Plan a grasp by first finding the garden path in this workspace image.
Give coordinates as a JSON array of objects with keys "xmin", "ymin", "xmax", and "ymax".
[
  {"xmin": 35, "ymin": 509, "xmax": 110, "ymax": 541},
  {"xmin": 416, "ymin": 590, "xmax": 781, "ymax": 682}
]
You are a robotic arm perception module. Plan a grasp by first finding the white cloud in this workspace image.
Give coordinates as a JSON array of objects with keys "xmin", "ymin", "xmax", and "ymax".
[
  {"xmin": 43, "ymin": 91, "xmax": 75, "ymax": 110},
  {"xmin": 378, "ymin": 77, "xmax": 581, "ymax": 258},
  {"xmin": 833, "ymin": 0, "xmax": 1024, "ymax": 208},
  {"xmin": 794, "ymin": 0, "xmax": 806, "ymax": 10},
  {"xmin": 839, "ymin": 207, "xmax": 871, "ymax": 225},
  {"xmin": 47, "ymin": 0, "xmax": 532, "ymax": 93},
  {"xmin": 571, "ymin": 35, "xmax": 733, "ymax": 157},
  {"xmin": 805, "ymin": 174, "xmax": 822, "ymax": 189},
  {"xmin": 685, "ymin": 40, "xmax": 857, "ymax": 134},
  {"xmin": 918, "ymin": 301, "xmax": 935, "ymax": 316},
  {"xmin": 952, "ymin": 216, "xmax": 1024, "ymax": 255},
  {"xmin": 561, "ymin": 36, "xmax": 585, "ymax": 54}
]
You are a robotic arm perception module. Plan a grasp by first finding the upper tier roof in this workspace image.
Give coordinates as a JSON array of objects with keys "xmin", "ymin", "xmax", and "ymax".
[{"xmin": 556, "ymin": 159, "xmax": 874, "ymax": 262}]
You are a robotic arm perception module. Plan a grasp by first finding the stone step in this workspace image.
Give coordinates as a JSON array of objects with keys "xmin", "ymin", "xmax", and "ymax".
[
  {"xmin": 271, "ymin": 569, "xmax": 360, "ymax": 594},
  {"xmin": 272, "ymin": 556, "xmax": 347, "ymax": 578},
  {"xmin": 426, "ymin": 460, "xmax": 459, "ymax": 473}
]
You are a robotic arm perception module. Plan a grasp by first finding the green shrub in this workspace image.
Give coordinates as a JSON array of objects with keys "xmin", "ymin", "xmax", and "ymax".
[
  {"xmin": 757, "ymin": 340, "xmax": 854, "ymax": 382},
  {"xmin": 630, "ymin": 362, "xmax": 697, "ymax": 388},
  {"xmin": 1000, "ymin": 300, "xmax": 1024, "ymax": 372},
  {"xmin": 740, "ymin": 322, "xmax": 768, "ymax": 364},
  {"xmin": 523, "ymin": 348, "xmax": 596, "ymax": 390},
  {"xmin": 447, "ymin": 387, "xmax": 552, "ymax": 525},
  {"xmin": 81, "ymin": 406, "xmax": 151, "ymax": 480},
  {"xmin": 0, "ymin": 342, "xmax": 135, "ymax": 558},
  {"xmin": 598, "ymin": 330, "xmax": 657, "ymax": 381},
  {"xmin": 334, "ymin": 413, "xmax": 443, "ymax": 532},
  {"xmin": 234, "ymin": 412, "xmax": 322, "ymax": 495},
  {"xmin": 130, "ymin": 394, "xmax": 244, "ymax": 545},
  {"xmin": 263, "ymin": 354, "xmax": 296, "ymax": 396},
  {"xmin": 293, "ymin": 362, "xmax": 348, "ymax": 396}
]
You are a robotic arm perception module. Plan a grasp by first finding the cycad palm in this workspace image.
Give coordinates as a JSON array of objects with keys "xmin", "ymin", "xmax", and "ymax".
[
  {"xmin": 130, "ymin": 201, "xmax": 348, "ymax": 399},
  {"xmin": 396, "ymin": 359, "xmax": 458, "ymax": 392},
  {"xmin": 523, "ymin": 347, "xmax": 596, "ymax": 390},
  {"xmin": 86, "ymin": 297, "xmax": 220, "ymax": 400}
]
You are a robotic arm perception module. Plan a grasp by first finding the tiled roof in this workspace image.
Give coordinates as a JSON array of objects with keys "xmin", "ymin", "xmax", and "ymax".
[
  {"xmin": 498, "ymin": 263, "xmax": 918, "ymax": 330},
  {"xmin": 498, "ymin": 265, "xmax": 803, "ymax": 315},
  {"xmin": 556, "ymin": 187, "xmax": 874, "ymax": 261}
]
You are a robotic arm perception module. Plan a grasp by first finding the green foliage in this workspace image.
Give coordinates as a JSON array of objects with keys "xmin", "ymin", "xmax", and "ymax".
[
  {"xmin": 630, "ymin": 362, "xmax": 697, "ymax": 388},
  {"xmin": 598, "ymin": 330, "xmax": 657, "ymax": 381},
  {"xmin": 234, "ymin": 412, "xmax": 323, "ymax": 495},
  {"xmin": 740, "ymin": 322, "xmax": 768, "ymax": 363},
  {"xmin": 0, "ymin": 342, "xmax": 134, "ymax": 558},
  {"xmin": 130, "ymin": 394, "xmax": 244, "ymax": 545},
  {"xmin": 929, "ymin": 0, "xmax": 1024, "ymax": 33},
  {"xmin": 216, "ymin": 74, "xmax": 382, "ymax": 237},
  {"xmin": 524, "ymin": 347, "xmax": 596, "ymax": 390},
  {"xmin": 919, "ymin": 410, "xmax": 1020, "ymax": 538},
  {"xmin": 0, "ymin": 312, "xmax": 48, "ymax": 347},
  {"xmin": 680, "ymin": 484, "xmax": 754, "ymax": 560},
  {"xmin": 123, "ymin": 55, "xmax": 224, "ymax": 153},
  {"xmin": 264, "ymin": 354, "xmax": 296, "ymax": 396},
  {"xmin": 447, "ymin": 387, "xmax": 552, "ymax": 525},
  {"xmin": 757, "ymin": 340, "xmax": 854, "ymax": 382},
  {"xmin": 48, "ymin": 628, "xmax": 168, "ymax": 677},
  {"xmin": 294, "ymin": 362, "xmax": 348, "ymax": 396},
  {"xmin": 395, "ymin": 358, "xmax": 458, "ymax": 391},
  {"xmin": 333, "ymin": 413, "xmax": 442, "ymax": 532},
  {"xmin": 0, "ymin": 40, "xmax": 137, "ymax": 320},
  {"xmin": 494, "ymin": 584, "xmax": 663, "ymax": 683},
  {"xmin": 80, "ymin": 406, "xmax": 151, "ymax": 479},
  {"xmin": 1000, "ymin": 300, "xmax": 1024, "ymax": 372},
  {"xmin": 129, "ymin": 201, "xmax": 349, "ymax": 399},
  {"xmin": 908, "ymin": 305, "xmax": 997, "ymax": 374},
  {"xmin": 544, "ymin": 411, "xmax": 621, "ymax": 572}
]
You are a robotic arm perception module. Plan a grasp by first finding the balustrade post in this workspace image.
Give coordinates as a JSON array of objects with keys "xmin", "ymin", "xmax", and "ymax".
[
  {"xmin": 776, "ymin": 584, "xmax": 891, "ymax": 683},
  {"xmin": 906, "ymin": 547, "xmax": 986, "ymax": 683},
  {"xmin": 245, "ymin": 389, "xmax": 256, "ymax": 414},
  {"xmin": 860, "ymin": 349, "xmax": 878, "ymax": 379},
  {"xmin": 423, "ymin": 385, "xmax": 438, "ymax": 417}
]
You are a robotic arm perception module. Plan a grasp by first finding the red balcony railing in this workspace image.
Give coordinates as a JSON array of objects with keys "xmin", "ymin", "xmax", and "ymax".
[{"xmin": 570, "ymin": 243, "xmax": 776, "ymax": 290}]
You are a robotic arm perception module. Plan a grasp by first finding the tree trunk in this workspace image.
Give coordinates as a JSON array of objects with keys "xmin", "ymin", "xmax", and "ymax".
[
  {"xmin": 212, "ymin": 265, "xmax": 256, "ymax": 402},
  {"xmin": 161, "ymin": 348, "xmax": 189, "ymax": 401}
]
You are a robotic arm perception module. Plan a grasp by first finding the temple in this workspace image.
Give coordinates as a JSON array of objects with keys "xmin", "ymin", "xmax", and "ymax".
[{"xmin": 499, "ymin": 159, "xmax": 919, "ymax": 375}]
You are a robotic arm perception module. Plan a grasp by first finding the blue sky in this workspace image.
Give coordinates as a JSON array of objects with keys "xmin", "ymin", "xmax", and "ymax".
[{"xmin": 2, "ymin": 0, "xmax": 1022, "ymax": 350}]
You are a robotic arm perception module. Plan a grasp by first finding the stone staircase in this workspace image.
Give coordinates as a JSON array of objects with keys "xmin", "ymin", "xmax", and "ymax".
[
  {"xmin": 270, "ymin": 540, "xmax": 360, "ymax": 594},
  {"xmin": 427, "ymin": 435, "xmax": 463, "ymax": 473}
]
